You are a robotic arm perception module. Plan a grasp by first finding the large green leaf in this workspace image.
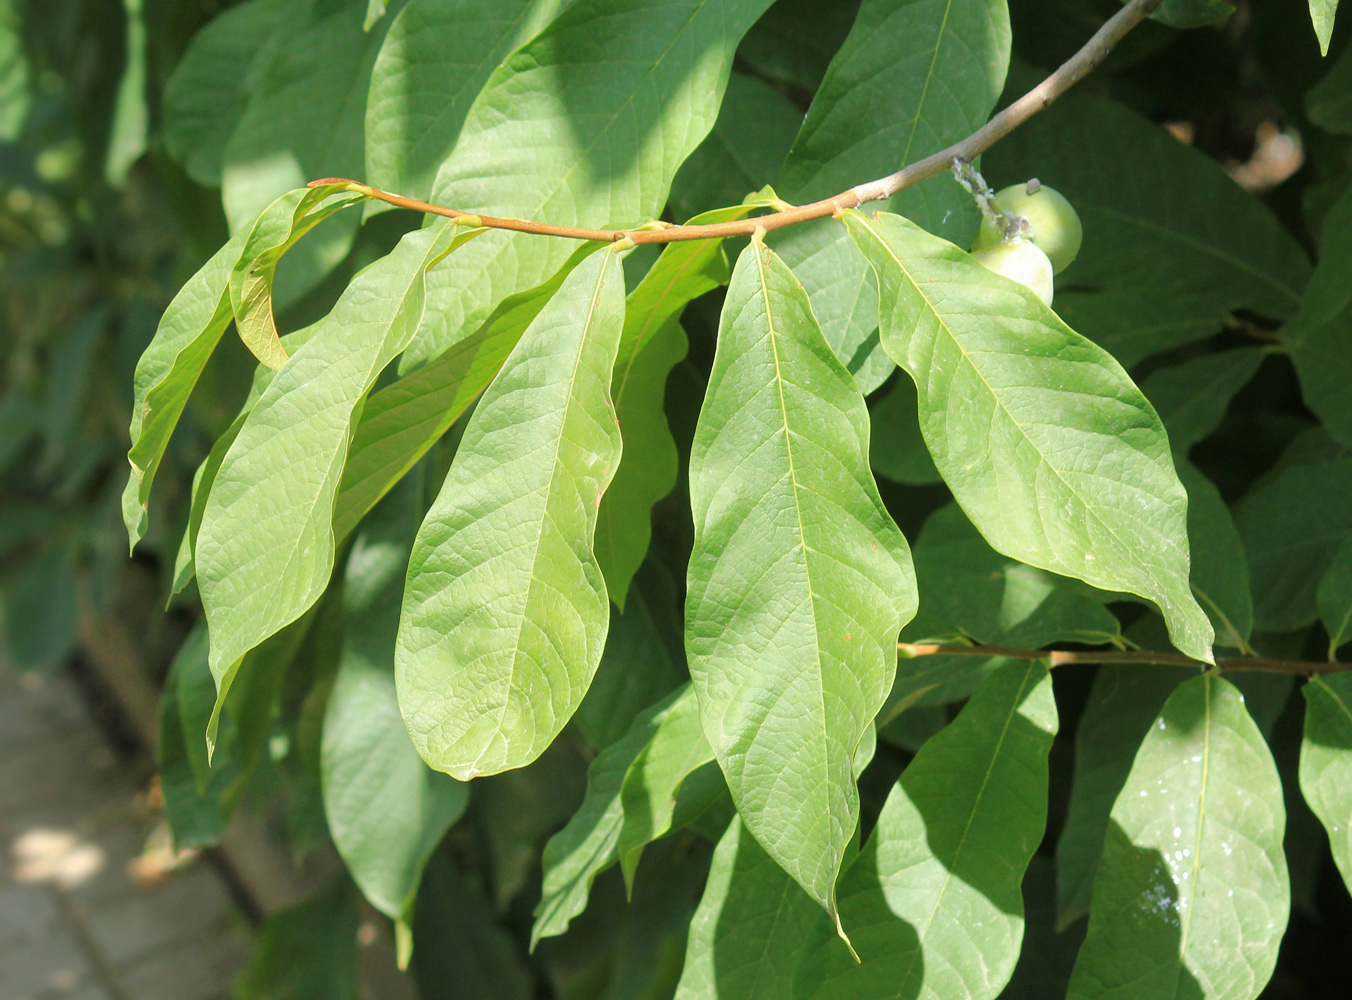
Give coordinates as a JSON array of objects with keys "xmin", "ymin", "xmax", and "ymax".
[
  {"xmin": 1310, "ymin": 0, "xmax": 1341, "ymax": 54},
  {"xmin": 1178, "ymin": 461, "xmax": 1253, "ymax": 651},
  {"xmin": 797, "ymin": 659, "xmax": 1057, "ymax": 1000},
  {"xmin": 365, "ymin": 0, "xmax": 570, "ymax": 201},
  {"xmin": 846, "ymin": 209, "xmax": 1214, "ymax": 661},
  {"xmin": 397, "ymin": 246, "xmax": 625, "ymax": 779},
  {"xmin": 902, "ymin": 502, "xmax": 1121, "ymax": 648},
  {"xmin": 736, "ymin": 0, "xmax": 861, "ymax": 93},
  {"xmin": 597, "ymin": 198, "xmax": 777, "ymax": 608},
  {"xmin": 770, "ymin": 0, "xmax": 1011, "ymax": 394},
  {"xmin": 322, "ymin": 477, "xmax": 468, "ymax": 956},
  {"xmin": 1318, "ymin": 536, "xmax": 1352, "ymax": 656},
  {"xmin": 1235, "ymin": 456, "xmax": 1352, "ymax": 631},
  {"xmin": 330, "ymin": 240, "xmax": 603, "ymax": 544},
  {"xmin": 1300, "ymin": 673, "xmax": 1352, "ymax": 893},
  {"xmin": 1140, "ymin": 349, "xmax": 1265, "ymax": 454},
  {"xmin": 986, "ymin": 92, "xmax": 1311, "ymax": 323},
  {"xmin": 1287, "ymin": 306, "xmax": 1352, "ymax": 450},
  {"xmin": 1053, "ymin": 290, "xmax": 1228, "ymax": 371},
  {"xmin": 685, "ymin": 235, "xmax": 915, "ymax": 932},
  {"xmin": 161, "ymin": 0, "xmax": 293, "ymax": 187},
  {"xmin": 122, "ymin": 229, "xmax": 246, "ymax": 549},
  {"xmin": 1066, "ymin": 673, "xmax": 1288, "ymax": 1000},
  {"xmin": 197, "ymin": 222, "xmax": 479, "ymax": 712},
  {"xmin": 402, "ymin": 0, "xmax": 775, "ymax": 372}
]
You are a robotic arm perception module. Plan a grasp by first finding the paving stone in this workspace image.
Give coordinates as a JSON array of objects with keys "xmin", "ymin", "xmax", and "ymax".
[
  {"xmin": 82, "ymin": 864, "xmax": 237, "ymax": 967},
  {"xmin": 34, "ymin": 985, "xmax": 111, "ymax": 1000},
  {"xmin": 0, "ymin": 733, "xmax": 126, "ymax": 815},
  {"xmin": 116, "ymin": 930, "xmax": 251, "ymax": 1000},
  {"xmin": 0, "ymin": 925, "xmax": 91, "ymax": 1000}
]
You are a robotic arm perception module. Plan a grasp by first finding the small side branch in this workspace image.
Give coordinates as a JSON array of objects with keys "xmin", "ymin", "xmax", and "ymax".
[
  {"xmin": 897, "ymin": 642, "xmax": 1347, "ymax": 678},
  {"xmin": 312, "ymin": 0, "xmax": 1165, "ymax": 245}
]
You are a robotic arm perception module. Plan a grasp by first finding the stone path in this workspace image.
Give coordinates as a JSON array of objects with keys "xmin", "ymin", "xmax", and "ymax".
[{"xmin": 0, "ymin": 666, "xmax": 251, "ymax": 1000}]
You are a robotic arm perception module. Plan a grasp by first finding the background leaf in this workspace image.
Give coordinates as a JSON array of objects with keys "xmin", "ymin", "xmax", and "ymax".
[
  {"xmin": 1139, "ymin": 349, "xmax": 1265, "ymax": 455},
  {"xmin": 234, "ymin": 879, "xmax": 362, "ymax": 1000},
  {"xmin": 1317, "ymin": 537, "xmax": 1352, "ymax": 657},
  {"xmin": 1300, "ymin": 674, "xmax": 1352, "ymax": 895}
]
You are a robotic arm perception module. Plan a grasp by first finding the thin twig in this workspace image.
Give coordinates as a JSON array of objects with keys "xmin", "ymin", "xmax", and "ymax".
[
  {"xmin": 312, "ymin": 0, "xmax": 1165, "ymax": 245},
  {"xmin": 897, "ymin": 642, "xmax": 1347, "ymax": 678}
]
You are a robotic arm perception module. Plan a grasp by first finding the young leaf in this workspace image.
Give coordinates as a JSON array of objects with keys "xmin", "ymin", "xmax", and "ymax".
[
  {"xmin": 770, "ymin": 0, "xmax": 1011, "ymax": 393},
  {"xmin": 1066, "ymin": 673, "xmax": 1288, "ymax": 1000},
  {"xmin": 1300, "ymin": 673, "xmax": 1352, "ymax": 893},
  {"xmin": 685, "ymin": 235, "xmax": 916, "ymax": 932},
  {"xmin": 1309, "ymin": 0, "xmax": 1340, "ymax": 54},
  {"xmin": 1139, "ymin": 348, "xmax": 1265, "ymax": 454},
  {"xmin": 598, "ymin": 197, "xmax": 777, "ymax": 607},
  {"xmin": 228, "ymin": 183, "xmax": 365, "ymax": 369},
  {"xmin": 122, "ymin": 229, "xmax": 246, "ymax": 550},
  {"xmin": 365, "ymin": 0, "xmax": 569, "ymax": 202},
  {"xmin": 1235, "ymin": 456, "xmax": 1352, "ymax": 631},
  {"xmin": 1318, "ymin": 537, "xmax": 1352, "ymax": 657},
  {"xmin": 397, "ymin": 246, "xmax": 625, "ymax": 779},
  {"xmin": 402, "ymin": 0, "xmax": 776, "ymax": 372},
  {"xmin": 196, "ymin": 222, "xmax": 480, "ymax": 711},
  {"xmin": 846, "ymin": 209, "xmax": 1214, "ymax": 662},
  {"xmin": 322, "ymin": 477, "xmax": 468, "ymax": 960},
  {"xmin": 796, "ymin": 660, "xmax": 1058, "ymax": 1000}
]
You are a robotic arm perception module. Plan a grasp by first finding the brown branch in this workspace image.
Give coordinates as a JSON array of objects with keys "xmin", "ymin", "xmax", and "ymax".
[
  {"xmin": 312, "ymin": 0, "xmax": 1165, "ymax": 245},
  {"xmin": 897, "ymin": 642, "xmax": 1348, "ymax": 678}
]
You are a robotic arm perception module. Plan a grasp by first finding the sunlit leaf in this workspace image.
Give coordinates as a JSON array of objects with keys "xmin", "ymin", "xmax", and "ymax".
[{"xmin": 1300, "ymin": 673, "xmax": 1352, "ymax": 894}]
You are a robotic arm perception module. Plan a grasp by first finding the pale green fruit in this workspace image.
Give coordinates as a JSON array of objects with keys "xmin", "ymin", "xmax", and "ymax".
[
  {"xmin": 971, "ymin": 239, "xmax": 1055, "ymax": 307},
  {"xmin": 972, "ymin": 181, "xmax": 1083, "ymax": 274}
]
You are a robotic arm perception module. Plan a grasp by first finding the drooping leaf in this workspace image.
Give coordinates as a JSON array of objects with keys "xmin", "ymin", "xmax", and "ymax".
[
  {"xmin": 797, "ymin": 660, "xmax": 1057, "ymax": 1000},
  {"xmin": 868, "ymin": 374, "xmax": 939, "ymax": 486},
  {"xmin": 686, "ymin": 235, "xmax": 916, "ymax": 931},
  {"xmin": 902, "ymin": 502, "xmax": 1121, "ymax": 648},
  {"xmin": 331, "ymin": 240, "xmax": 603, "ymax": 545},
  {"xmin": 770, "ymin": 0, "xmax": 1011, "ymax": 394},
  {"xmin": 402, "ymin": 0, "xmax": 776, "ymax": 372},
  {"xmin": 1066, "ymin": 673, "xmax": 1288, "ymax": 1000},
  {"xmin": 986, "ymin": 92, "xmax": 1311, "ymax": 322},
  {"xmin": 598, "ymin": 197, "xmax": 779, "ymax": 607},
  {"xmin": 1140, "ymin": 348, "xmax": 1265, "ymax": 454},
  {"xmin": 1055, "ymin": 664, "xmax": 1194, "ymax": 929},
  {"xmin": 1300, "ymin": 673, "xmax": 1352, "ymax": 894},
  {"xmin": 1318, "ymin": 536, "xmax": 1352, "ymax": 657},
  {"xmin": 1178, "ymin": 461, "xmax": 1254, "ymax": 651},
  {"xmin": 1309, "ymin": 0, "xmax": 1341, "ymax": 54},
  {"xmin": 365, "ymin": 0, "xmax": 570, "ymax": 201},
  {"xmin": 161, "ymin": 0, "xmax": 293, "ymax": 187},
  {"xmin": 397, "ymin": 245, "xmax": 625, "ymax": 779},
  {"xmin": 322, "ymin": 475, "xmax": 468, "ymax": 957},
  {"xmin": 234, "ymin": 879, "xmax": 362, "ymax": 1000},
  {"xmin": 1307, "ymin": 45, "xmax": 1352, "ymax": 132},
  {"xmin": 1235, "ymin": 456, "xmax": 1352, "ymax": 631},
  {"xmin": 846, "ymin": 209, "xmax": 1214, "ymax": 661},
  {"xmin": 197, "ymin": 222, "xmax": 480, "ymax": 713},
  {"xmin": 122, "ymin": 229, "xmax": 246, "ymax": 550},
  {"xmin": 228, "ymin": 183, "xmax": 366, "ymax": 369}
]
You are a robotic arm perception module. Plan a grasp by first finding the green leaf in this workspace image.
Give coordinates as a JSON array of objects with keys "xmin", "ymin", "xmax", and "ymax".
[
  {"xmin": 1308, "ymin": 45, "xmax": 1352, "ymax": 132},
  {"xmin": 397, "ymin": 246, "xmax": 625, "ymax": 779},
  {"xmin": 331, "ymin": 240, "xmax": 603, "ymax": 545},
  {"xmin": 161, "ymin": 0, "xmax": 292, "ymax": 187},
  {"xmin": 1142, "ymin": 0, "xmax": 1234, "ymax": 29},
  {"xmin": 736, "ymin": 0, "xmax": 861, "ymax": 93},
  {"xmin": 770, "ymin": 0, "xmax": 1011, "ymax": 394},
  {"xmin": 902, "ymin": 502, "xmax": 1122, "ymax": 648},
  {"xmin": 576, "ymin": 556, "xmax": 687, "ymax": 749},
  {"xmin": 846, "ymin": 209, "xmax": 1215, "ymax": 661},
  {"xmin": 667, "ymin": 72, "xmax": 802, "ymax": 224},
  {"xmin": 228, "ymin": 183, "xmax": 366, "ymax": 369},
  {"xmin": 234, "ymin": 879, "xmax": 362, "ymax": 1000},
  {"xmin": 1294, "ymin": 182, "xmax": 1352, "ymax": 328},
  {"xmin": 365, "ymin": 0, "xmax": 570, "ymax": 202},
  {"xmin": 221, "ymin": 0, "xmax": 390, "ymax": 301},
  {"xmin": 617, "ymin": 686, "xmax": 715, "ymax": 891},
  {"xmin": 122, "ymin": 229, "xmax": 246, "ymax": 550},
  {"xmin": 1053, "ymin": 290, "xmax": 1228, "ymax": 371},
  {"xmin": 322, "ymin": 476, "xmax": 468, "ymax": 955},
  {"xmin": 0, "ymin": 543, "xmax": 76, "ymax": 674},
  {"xmin": 868, "ymin": 375, "xmax": 939, "ymax": 486},
  {"xmin": 364, "ymin": 0, "xmax": 389, "ymax": 30},
  {"xmin": 1288, "ymin": 306, "xmax": 1352, "ymax": 450},
  {"xmin": 403, "ymin": 0, "xmax": 776, "ymax": 372},
  {"xmin": 1300, "ymin": 673, "xmax": 1352, "ymax": 894},
  {"xmin": 598, "ymin": 198, "xmax": 777, "ymax": 607},
  {"xmin": 1140, "ymin": 348, "xmax": 1265, "ymax": 454},
  {"xmin": 985, "ymin": 92, "xmax": 1311, "ymax": 322},
  {"xmin": 105, "ymin": 0, "xmax": 148, "ymax": 187},
  {"xmin": 1055, "ymin": 664, "xmax": 1194, "ymax": 929},
  {"xmin": 197, "ymin": 222, "xmax": 480, "ymax": 714},
  {"xmin": 1317, "ymin": 536, "xmax": 1352, "ymax": 657},
  {"xmin": 1068, "ymin": 673, "xmax": 1288, "ymax": 999},
  {"xmin": 1178, "ymin": 461, "xmax": 1254, "ymax": 651},
  {"xmin": 1235, "ymin": 456, "xmax": 1352, "ymax": 631},
  {"xmin": 798, "ymin": 661, "xmax": 1057, "ymax": 1000},
  {"xmin": 686, "ymin": 236, "xmax": 916, "ymax": 931},
  {"xmin": 1310, "ymin": 0, "xmax": 1341, "ymax": 54},
  {"xmin": 0, "ymin": 3, "xmax": 30, "ymax": 141}
]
